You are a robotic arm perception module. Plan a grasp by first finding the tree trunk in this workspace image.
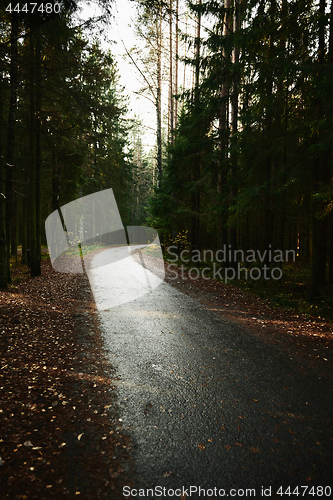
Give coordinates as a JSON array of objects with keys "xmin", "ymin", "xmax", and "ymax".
[
  {"xmin": 174, "ymin": 0, "xmax": 179, "ymax": 130},
  {"xmin": 310, "ymin": 200, "xmax": 322, "ymax": 299},
  {"xmin": 168, "ymin": 0, "xmax": 174, "ymax": 145},
  {"xmin": 328, "ymin": 0, "xmax": 333, "ymax": 284},
  {"xmin": 329, "ymin": 214, "xmax": 333, "ymax": 284},
  {"xmin": 231, "ymin": 0, "xmax": 240, "ymax": 139},
  {"xmin": 217, "ymin": 0, "xmax": 232, "ymax": 249},
  {"xmin": 191, "ymin": 0, "xmax": 202, "ymax": 251},
  {"xmin": 261, "ymin": 0, "xmax": 277, "ymax": 276},
  {"xmin": 329, "ymin": 0, "xmax": 333, "ymax": 61},
  {"xmin": 309, "ymin": 0, "xmax": 329, "ymax": 296},
  {"xmin": 21, "ymin": 197, "xmax": 27, "ymax": 266},
  {"xmin": 156, "ymin": 5, "xmax": 163, "ymax": 186},
  {"xmin": 10, "ymin": 197, "xmax": 17, "ymax": 263},
  {"xmin": 34, "ymin": 35, "xmax": 42, "ymax": 276},
  {"xmin": 5, "ymin": 11, "xmax": 19, "ymax": 283},
  {"xmin": 229, "ymin": 0, "xmax": 242, "ymax": 262},
  {"xmin": 28, "ymin": 32, "xmax": 38, "ymax": 277},
  {"xmin": 0, "ymin": 76, "xmax": 6, "ymax": 288}
]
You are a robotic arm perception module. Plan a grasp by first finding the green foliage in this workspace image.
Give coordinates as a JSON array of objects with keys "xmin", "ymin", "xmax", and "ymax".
[
  {"xmin": 237, "ymin": 262, "xmax": 333, "ymax": 322},
  {"xmin": 0, "ymin": 1, "xmax": 136, "ymax": 286},
  {"xmin": 144, "ymin": 0, "xmax": 333, "ymax": 303},
  {"xmin": 149, "ymin": 95, "xmax": 215, "ymax": 246}
]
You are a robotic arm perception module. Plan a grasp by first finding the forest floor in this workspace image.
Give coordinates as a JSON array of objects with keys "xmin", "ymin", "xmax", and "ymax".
[
  {"xmin": 163, "ymin": 262, "xmax": 332, "ymax": 378},
  {"xmin": 0, "ymin": 256, "xmax": 332, "ymax": 499},
  {"xmin": 0, "ymin": 259, "xmax": 134, "ymax": 499}
]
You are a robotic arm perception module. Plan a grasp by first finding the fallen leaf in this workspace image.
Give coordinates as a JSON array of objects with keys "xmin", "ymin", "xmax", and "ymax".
[
  {"xmin": 250, "ymin": 447, "xmax": 260, "ymax": 453},
  {"xmin": 224, "ymin": 444, "xmax": 231, "ymax": 450},
  {"xmin": 198, "ymin": 443, "xmax": 205, "ymax": 450},
  {"xmin": 109, "ymin": 471, "xmax": 120, "ymax": 479}
]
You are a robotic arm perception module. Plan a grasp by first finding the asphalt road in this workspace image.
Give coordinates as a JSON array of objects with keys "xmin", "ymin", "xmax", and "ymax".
[{"xmin": 88, "ymin": 249, "xmax": 332, "ymax": 498}]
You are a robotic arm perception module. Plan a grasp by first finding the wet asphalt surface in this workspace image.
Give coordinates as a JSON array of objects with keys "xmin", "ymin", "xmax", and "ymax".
[{"xmin": 89, "ymin": 251, "xmax": 332, "ymax": 498}]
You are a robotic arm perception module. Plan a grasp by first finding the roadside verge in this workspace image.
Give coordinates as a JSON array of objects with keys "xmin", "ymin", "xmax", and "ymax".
[{"xmin": 0, "ymin": 259, "xmax": 133, "ymax": 498}]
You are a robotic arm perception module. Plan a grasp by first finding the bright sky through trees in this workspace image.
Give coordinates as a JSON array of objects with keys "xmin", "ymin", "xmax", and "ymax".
[
  {"xmin": 76, "ymin": 0, "xmax": 210, "ymax": 151},
  {"xmin": 76, "ymin": 0, "xmax": 158, "ymax": 150}
]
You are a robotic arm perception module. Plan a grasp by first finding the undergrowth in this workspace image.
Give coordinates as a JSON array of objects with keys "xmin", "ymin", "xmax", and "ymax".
[{"xmin": 236, "ymin": 261, "xmax": 333, "ymax": 322}]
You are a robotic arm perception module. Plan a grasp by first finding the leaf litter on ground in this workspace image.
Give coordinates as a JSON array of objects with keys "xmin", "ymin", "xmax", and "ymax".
[{"xmin": 0, "ymin": 260, "xmax": 134, "ymax": 498}]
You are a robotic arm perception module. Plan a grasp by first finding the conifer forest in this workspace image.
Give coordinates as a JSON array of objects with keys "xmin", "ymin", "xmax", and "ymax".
[
  {"xmin": 1, "ymin": 1, "xmax": 333, "ymax": 497},
  {"xmin": 0, "ymin": 0, "xmax": 332, "ymax": 305}
]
